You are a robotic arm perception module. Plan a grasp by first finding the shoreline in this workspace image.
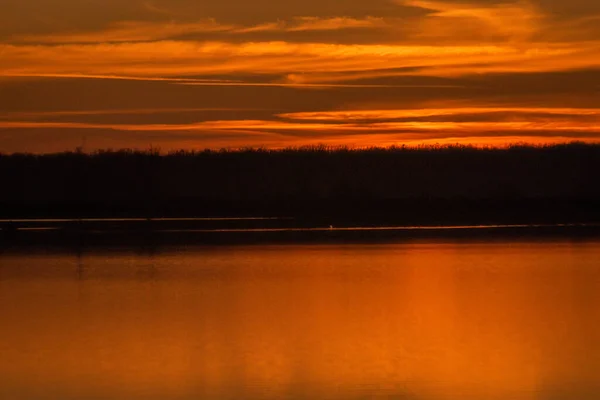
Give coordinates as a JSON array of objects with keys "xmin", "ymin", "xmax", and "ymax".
[{"xmin": 3, "ymin": 221, "xmax": 600, "ymax": 249}]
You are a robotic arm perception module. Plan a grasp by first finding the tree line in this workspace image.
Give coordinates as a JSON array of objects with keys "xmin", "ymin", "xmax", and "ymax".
[{"xmin": 1, "ymin": 143, "xmax": 599, "ymax": 225}]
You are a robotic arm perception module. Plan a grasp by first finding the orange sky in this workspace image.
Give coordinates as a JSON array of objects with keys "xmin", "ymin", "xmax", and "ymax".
[{"xmin": 1, "ymin": 0, "xmax": 600, "ymax": 152}]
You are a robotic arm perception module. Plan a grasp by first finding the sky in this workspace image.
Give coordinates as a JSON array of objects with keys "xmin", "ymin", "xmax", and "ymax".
[{"xmin": 1, "ymin": 0, "xmax": 600, "ymax": 152}]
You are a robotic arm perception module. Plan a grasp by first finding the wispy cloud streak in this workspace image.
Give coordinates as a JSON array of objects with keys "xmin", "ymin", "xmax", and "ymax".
[
  {"xmin": 9, "ymin": 16, "xmax": 390, "ymax": 44},
  {"xmin": 1, "ymin": 40, "xmax": 589, "ymax": 82},
  {"xmin": 3, "ymin": 116, "xmax": 600, "ymax": 134},
  {"xmin": 400, "ymin": 0, "xmax": 542, "ymax": 41},
  {"xmin": 280, "ymin": 108, "xmax": 600, "ymax": 121}
]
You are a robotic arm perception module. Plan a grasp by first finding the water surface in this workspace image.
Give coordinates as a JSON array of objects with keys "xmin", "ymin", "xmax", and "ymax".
[{"xmin": 1, "ymin": 240, "xmax": 599, "ymax": 399}]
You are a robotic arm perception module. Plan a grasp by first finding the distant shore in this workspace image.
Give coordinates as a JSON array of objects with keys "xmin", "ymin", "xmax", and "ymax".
[
  {"xmin": 2, "ymin": 143, "xmax": 599, "ymax": 233},
  {"xmin": 3, "ymin": 219, "xmax": 600, "ymax": 249}
]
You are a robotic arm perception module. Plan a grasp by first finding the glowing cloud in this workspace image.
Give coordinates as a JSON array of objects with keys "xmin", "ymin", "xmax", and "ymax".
[
  {"xmin": 401, "ymin": 0, "xmax": 542, "ymax": 41},
  {"xmin": 0, "ymin": 40, "xmax": 585, "ymax": 81},
  {"xmin": 1, "ymin": 0, "xmax": 600, "ymax": 152}
]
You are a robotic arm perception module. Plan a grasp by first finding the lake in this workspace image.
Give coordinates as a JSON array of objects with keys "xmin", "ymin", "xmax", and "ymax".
[{"xmin": 1, "ymin": 239, "xmax": 599, "ymax": 400}]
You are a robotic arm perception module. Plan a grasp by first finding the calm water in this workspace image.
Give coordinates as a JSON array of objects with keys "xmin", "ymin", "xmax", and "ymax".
[{"xmin": 1, "ymin": 240, "xmax": 599, "ymax": 400}]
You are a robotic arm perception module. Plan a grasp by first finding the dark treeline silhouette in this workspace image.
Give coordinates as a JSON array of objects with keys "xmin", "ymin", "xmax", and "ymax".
[{"xmin": 1, "ymin": 143, "xmax": 600, "ymax": 226}]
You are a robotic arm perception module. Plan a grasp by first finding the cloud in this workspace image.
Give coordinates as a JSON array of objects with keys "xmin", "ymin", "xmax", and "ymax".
[
  {"xmin": 279, "ymin": 107, "xmax": 600, "ymax": 121},
  {"xmin": 8, "ymin": 16, "xmax": 390, "ymax": 45},
  {"xmin": 0, "ymin": 73, "xmax": 410, "ymax": 88},
  {"xmin": 4, "ymin": 3, "xmax": 599, "ymax": 84},
  {"xmin": 236, "ymin": 16, "xmax": 389, "ymax": 33},
  {"xmin": 400, "ymin": 0, "xmax": 542, "ymax": 42},
  {"xmin": 399, "ymin": 0, "xmax": 600, "ymax": 46},
  {"xmin": 0, "ymin": 73, "xmax": 239, "ymax": 83},
  {"xmin": 11, "ymin": 19, "xmax": 234, "ymax": 44},
  {"xmin": 3, "ymin": 110, "xmax": 600, "ymax": 136},
  {"xmin": 235, "ymin": 21, "xmax": 288, "ymax": 34},
  {"xmin": 3, "ymin": 104, "xmax": 600, "ymax": 152},
  {"xmin": 3, "ymin": 0, "xmax": 600, "ymax": 152},
  {"xmin": 287, "ymin": 16, "xmax": 388, "ymax": 32},
  {"xmin": 0, "ymin": 108, "xmax": 260, "ymax": 120},
  {"xmin": 2, "ymin": 40, "xmax": 579, "ymax": 81}
]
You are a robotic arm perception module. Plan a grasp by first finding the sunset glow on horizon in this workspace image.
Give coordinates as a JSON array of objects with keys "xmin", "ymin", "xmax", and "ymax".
[{"xmin": 2, "ymin": 0, "xmax": 600, "ymax": 152}]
